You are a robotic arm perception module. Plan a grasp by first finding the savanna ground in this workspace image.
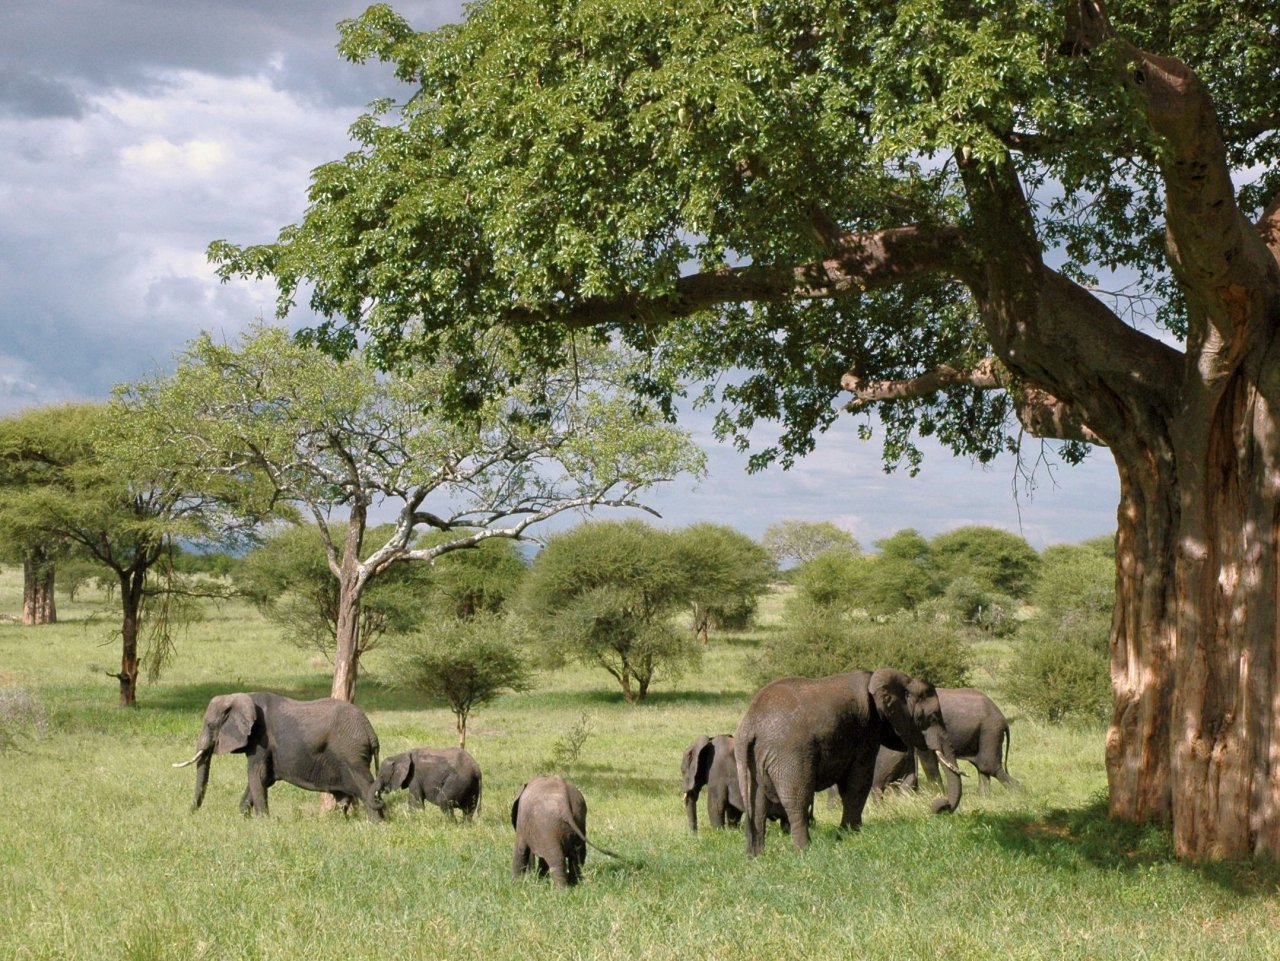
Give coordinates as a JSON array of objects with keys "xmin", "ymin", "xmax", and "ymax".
[{"xmin": 1, "ymin": 569, "xmax": 1277, "ymax": 961}]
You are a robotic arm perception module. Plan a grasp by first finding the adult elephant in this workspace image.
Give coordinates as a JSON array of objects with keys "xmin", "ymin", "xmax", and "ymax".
[
  {"xmin": 735, "ymin": 668, "xmax": 962, "ymax": 856},
  {"xmin": 870, "ymin": 744, "xmax": 919, "ymax": 801},
  {"xmin": 173, "ymin": 691, "xmax": 385, "ymax": 822},
  {"xmin": 375, "ymin": 746, "xmax": 482, "ymax": 819},
  {"xmin": 682, "ymin": 733, "xmax": 798, "ymax": 833},
  {"xmin": 917, "ymin": 687, "xmax": 1019, "ymax": 795}
]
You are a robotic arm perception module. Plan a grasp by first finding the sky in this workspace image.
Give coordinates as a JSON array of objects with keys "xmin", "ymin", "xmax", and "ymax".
[{"xmin": 0, "ymin": 0, "xmax": 1121, "ymax": 550}]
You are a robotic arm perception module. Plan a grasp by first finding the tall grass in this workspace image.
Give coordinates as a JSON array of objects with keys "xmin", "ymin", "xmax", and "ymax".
[{"xmin": 0, "ymin": 569, "xmax": 1276, "ymax": 960}]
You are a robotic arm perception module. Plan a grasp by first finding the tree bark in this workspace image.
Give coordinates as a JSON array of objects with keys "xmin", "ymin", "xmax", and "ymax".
[
  {"xmin": 117, "ymin": 568, "xmax": 145, "ymax": 708},
  {"xmin": 330, "ymin": 506, "xmax": 369, "ymax": 704},
  {"xmin": 21, "ymin": 547, "xmax": 56, "ymax": 625}
]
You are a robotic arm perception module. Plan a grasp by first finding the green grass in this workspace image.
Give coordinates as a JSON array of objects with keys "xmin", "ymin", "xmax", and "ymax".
[{"xmin": 1, "ymin": 570, "xmax": 1277, "ymax": 960}]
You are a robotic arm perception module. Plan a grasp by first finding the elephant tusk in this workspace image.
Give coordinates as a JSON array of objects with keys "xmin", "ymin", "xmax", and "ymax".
[
  {"xmin": 935, "ymin": 751, "xmax": 967, "ymax": 778},
  {"xmin": 172, "ymin": 751, "xmax": 203, "ymax": 768}
]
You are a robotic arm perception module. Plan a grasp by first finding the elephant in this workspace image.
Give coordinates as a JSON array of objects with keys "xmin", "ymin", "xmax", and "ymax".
[
  {"xmin": 735, "ymin": 668, "xmax": 962, "ymax": 856},
  {"xmin": 681, "ymin": 734, "xmax": 743, "ymax": 831},
  {"xmin": 511, "ymin": 775, "xmax": 623, "ymax": 888},
  {"xmin": 681, "ymin": 734, "xmax": 798, "ymax": 833},
  {"xmin": 173, "ymin": 691, "xmax": 385, "ymax": 822},
  {"xmin": 916, "ymin": 687, "xmax": 1019, "ymax": 795},
  {"xmin": 870, "ymin": 744, "xmax": 919, "ymax": 801},
  {"xmin": 374, "ymin": 746, "xmax": 482, "ymax": 819}
]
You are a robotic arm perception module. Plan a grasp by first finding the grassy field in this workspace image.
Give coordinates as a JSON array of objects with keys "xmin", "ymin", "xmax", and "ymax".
[{"xmin": 1, "ymin": 570, "xmax": 1277, "ymax": 961}]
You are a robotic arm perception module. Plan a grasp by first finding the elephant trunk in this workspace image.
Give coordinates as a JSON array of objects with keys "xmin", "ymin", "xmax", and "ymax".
[
  {"xmin": 192, "ymin": 753, "xmax": 212, "ymax": 810},
  {"xmin": 684, "ymin": 791, "xmax": 698, "ymax": 832},
  {"xmin": 925, "ymin": 727, "xmax": 963, "ymax": 814}
]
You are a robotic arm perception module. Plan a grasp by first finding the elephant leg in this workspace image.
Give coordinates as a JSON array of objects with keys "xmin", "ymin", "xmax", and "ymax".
[
  {"xmin": 978, "ymin": 772, "xmax": 991, "ymax": 796},
  {"xmin": 744, "ymin": 776, "xmax": 769, "ymax": 858},
  {"xmin": 684, "ymin": 790, "xmax": 700, "ymax": 832},
  {"xmin": 238, "ymin": 786, "xmax": 252, "ymax": 815},
  {"xmin": 548, "ymin": 854, "xmax": 571, "ymax": 889},
  {"xmin": 245, "ymin": 766, "xmax": 270, "ymax": 816},
  {"xmin": 995, "ymin": 768, "xmax": 1022, "ymax": 791},
  {"xmin": 708, "ymin": 790, "xmax": 727, "ymax": 829},
  {"xmin": 408, "ymin": 785, "xmax": 426, "ymax": 809},
  {"xmin": 838, "ymin": 766, "xmax": 876, "ymax": 833},
  {"xmin": 781, "ymin": 793, "xmax": 812, "ymax": 850},
  {"xmin": 725, "ymin": 802, "xmax": 742, "ymax": 828},
  {"xmin": 512, "ymin": 841, "xmax": 532, "ymax": 879}
]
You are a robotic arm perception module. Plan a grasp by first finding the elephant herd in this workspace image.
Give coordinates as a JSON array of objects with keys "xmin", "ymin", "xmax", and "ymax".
[{"xmin": 174, "ymin": 669, "xmax": 1018, "ymax": 886}]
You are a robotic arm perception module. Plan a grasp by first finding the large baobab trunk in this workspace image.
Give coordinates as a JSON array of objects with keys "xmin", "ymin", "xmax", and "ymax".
[
  {"xmin": 21, "ymin": 547, "xmax": 56, "ymax": 625},
  {"xmin": 1166, "ymin": 359, "xmax": 1280, "ymax": 859}
]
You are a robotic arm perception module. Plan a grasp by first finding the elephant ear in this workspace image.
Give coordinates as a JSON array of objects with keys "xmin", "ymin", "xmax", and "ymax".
[
  {"xmin": 681, "ymin": 736, "xmax": 712, "ymax": 793},
  {"xmin": 387, "ymin": 754, "xmax": 414, "ymax": 789},
  {"xmin": 869, "ymin": 669, "xmax": 912, "ymax": 752},
  {"xmin": 510, "ymin": 783, "xmax": 528, "ymax": 829},
  {"xmin": 214, "ymin": 693, "xmax": 256, "ymax": 753}
]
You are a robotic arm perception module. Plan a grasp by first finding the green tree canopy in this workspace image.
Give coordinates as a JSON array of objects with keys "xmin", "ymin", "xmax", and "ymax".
[
  {"xmin": 119, "ymin": 324, "xmax": 702, "ymax": 702},
  {"xmin": 930, "ymin": 525, "xmax": 1040, "ymax": 600},
  {"xmin": 669, "ymin": 522, "xmax": 775, "ymax": 641},
  {"xmin": 210, "ymin": 0, "xmax": 1280, "ymax": 858},
  {"xmin": 386, "ymin": 611, "xmax": 532, "ymax": 748},
  {"xmin": 414, "ymin": 530, "xmax": 528, "ymax": 618},
  {"xmin": 761, "ymin": 520, "xmax": 860, "ymax": 568},
  {"xmin": 0, "ymin": 403, "xmax": 243, "ymax": 705},
  {"xmin": 519, "ymin": 519, "xmax": 697, "ymax": 702}
]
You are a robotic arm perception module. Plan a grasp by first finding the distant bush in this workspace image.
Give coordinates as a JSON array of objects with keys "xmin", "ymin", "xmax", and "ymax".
[
  {"xmin": 385, "ymin": 611, "xmax": 533, "ymax": 747},
  {"xmin": 0, "ymin": 687, "xmax": 48, "ymax": 753},
  {"xmin": 930, "ymin": 525, "xmax": 1040, "ymax": 600},
  {"xmin": 756, "ymin": 600, "xmax": 971, "ymax": 688},
  {"xmin": 1007, "ymin": 612, "xmax": 1111, "ymax": 722},
  {"xmin": 926, "ymin": 576, "xmax": 1020, "ymax": 636}
]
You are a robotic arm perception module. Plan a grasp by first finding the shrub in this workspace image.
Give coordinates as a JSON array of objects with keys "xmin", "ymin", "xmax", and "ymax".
[
  {"xmin": 929, "ymin": 576, "xmax": 1020, "ymax": 637},
  {"xmin": 385, "ymin": 611, "xmax": 533, "ymax": 747},
  {"xmin": 0, "ymin": 687, "xmax": 48, "ymax": 753},
  {"xmin": 757, "ymin": 601, "xmax": 971, "ymax": 688},
  {"xmin": 930, "ymin": 525, "xmax": 1040, "ymax": 599},
  {"xmin": 518, "ymin": 520, "xmax": 699, "ymax": 702},
  {"xmin": 1007, "ymin": 612, "xmax": 1111, "ymax": 722}
]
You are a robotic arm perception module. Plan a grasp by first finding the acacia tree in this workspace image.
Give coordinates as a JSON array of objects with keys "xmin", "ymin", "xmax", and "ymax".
[
  {"xmin": 761, "ymin": 520, "xmax": 860, "ymax": 568},
  {"xmin": 120, "ymin": 325, "xmax": 701, "ymax": 703},
  {"xmin": 1, "ymin": 403, "xmax": 243, "ymax": 706},
  {"xmin": 212, "ymin": 1, "xmax": 1280, "ymax": 858}
]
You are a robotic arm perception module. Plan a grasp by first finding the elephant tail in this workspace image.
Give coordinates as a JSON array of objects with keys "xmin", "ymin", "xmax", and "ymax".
[
  {"xmin": 1002, "ymin": 725, "xmax": 1011, "ymax": 776},
  {"xmin": 740, "ymin": 733, "xmax": 763, "ymax": 858},
  {"xmin": 564, "ymin": 817, "xmax": 631, "ymax": 863}
]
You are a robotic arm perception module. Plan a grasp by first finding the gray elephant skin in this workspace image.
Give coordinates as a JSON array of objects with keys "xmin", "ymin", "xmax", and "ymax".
[
  {"xmin": 870, "ymin": 744, "xmax": 919, "ymax": 800},
  {"xmin": 175, "ymin": 691, "xmax": 385, "ymax": 821},
  {"xmin": 375, "ymin": 746, "xmax": 482, "ymax": 819},
  {"xmin": 917, "ymin": 687, "xmax": 1018, "ymax": 795},
  {"xmin": 511, "ymin": 775, "xmax": 623, "ymax": 888},
  {"xmin": 682, "ymin": 734, "xmax": 743, "ymax": 831},
  {"xmin": 735, "ymin": 668, "xmax": 962, "ymax": 856},
  {"xmin": 681, "ymin": 734, "xmax": 797, "ymax": 833}
]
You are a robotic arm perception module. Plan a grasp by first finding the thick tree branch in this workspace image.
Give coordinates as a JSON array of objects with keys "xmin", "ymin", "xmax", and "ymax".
[
  {"xmin": 505, "ymin": 225, "xmax": 974, "ymax": 329},
  {"xmin": 840, "ymin": 357, "xmax": 1004, "ymax": 406},
  {"xmin": 840, "ymin": 357, "xmax": 1105, "ymax": 446},
  {"xmin": 1061, "ymin": 0, "xmax": 1280, "ymax": 352}
]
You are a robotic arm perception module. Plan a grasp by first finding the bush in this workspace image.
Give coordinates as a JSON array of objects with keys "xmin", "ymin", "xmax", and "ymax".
[
  {"xmin": 757, "ymin": 600, "xmax": 972, "ymax": 688},
  {"xmin": 385, "ymin": 611, "xmax": 533, "ymax": 747},
  {"xmin": 930, "ymin": 525, "xmax": 1040, "ymax": 599},
  {"xmin": 0, "ymin": 687, "xmax": 48, "ymax": 753},
  {"xmin": 928, "ymin": 576, "xmax": 1020, "ymax": 637},
  {"xmin": 518, "ymin": 520, "xmax": 699, "ymax": 702},
  {"xmin": 1007, "ymin": 612, "xmax": 1111, "ymax": 722}
]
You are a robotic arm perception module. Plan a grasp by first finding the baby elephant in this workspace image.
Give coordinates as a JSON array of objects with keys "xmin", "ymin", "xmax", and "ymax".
[
  {"xmin": 512, "ymin": 776, "xmax": 623, "ymax": 888},
  {"xmin": 375, "ymin": 747, "xmax": 482, "ymax": 819}
]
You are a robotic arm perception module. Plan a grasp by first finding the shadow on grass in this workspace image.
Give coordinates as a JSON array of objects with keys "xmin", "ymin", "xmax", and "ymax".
[{"xmin": 973, "ymin": 797, "xmax": 1280, "ymax": 895}]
